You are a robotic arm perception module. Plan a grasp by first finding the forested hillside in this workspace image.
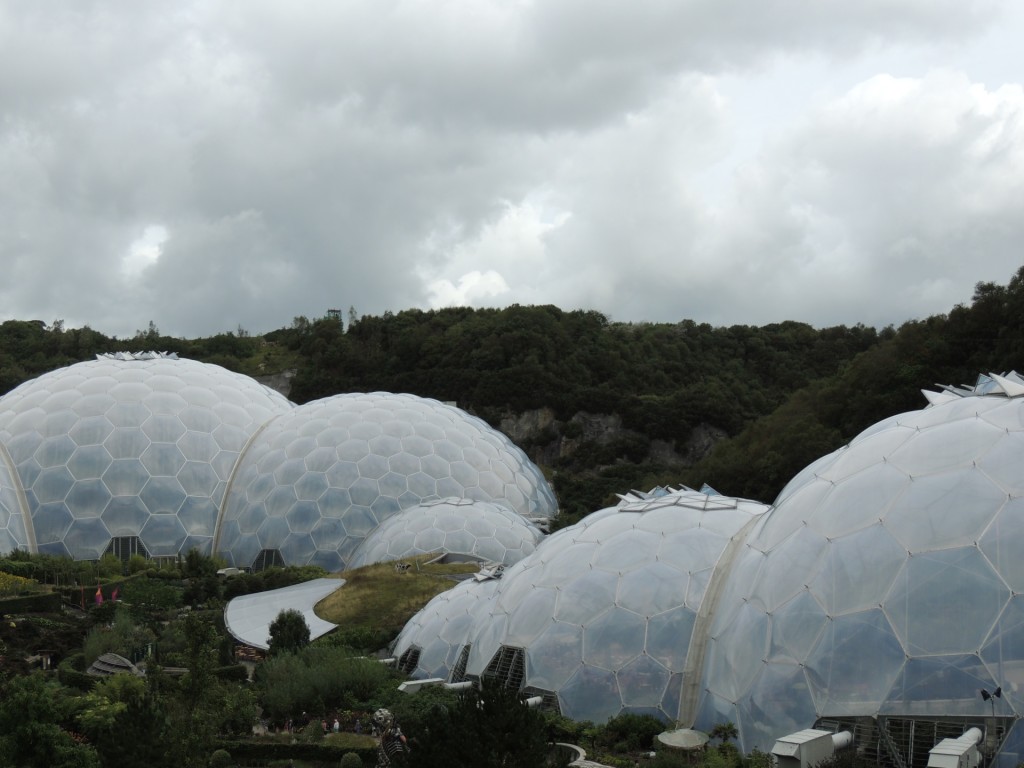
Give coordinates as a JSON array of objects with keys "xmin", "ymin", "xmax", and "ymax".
[{"xmin": 3, "ymin": 266, "xmax": 1023, "ymax": 523}]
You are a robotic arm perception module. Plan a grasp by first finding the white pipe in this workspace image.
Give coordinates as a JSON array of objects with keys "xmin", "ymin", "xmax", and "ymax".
[
  {"xmin": 524, "ymin": 696, "xmax": 543, "ymax": 708},
  {"xmin": 444, "ymin": 681, "xmax": 475, "ymax": 691},
  {"xmin": 957, "ymin": 728, "xmax": 983, "ymax": 746},
  {"xmin": 832, "ymin": 732, "xmax": 853, "ymax": 750}
]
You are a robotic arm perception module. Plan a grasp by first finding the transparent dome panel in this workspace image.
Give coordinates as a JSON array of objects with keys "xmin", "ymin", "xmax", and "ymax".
[
  {"xmin": 310, "ymin": 517, "xmax": 347, "ymax": 550},
  {"xmin": 66, "ymin": 478, "xmax": 111, "ymax": 518},
  {"xmin": 981, "ymin": 596, "xmax": 1024, "ymax": 712},
  {"xmin": 657, "ymin": 528, "xmax": 728, "ymax": 572},
  {"xmin": 102, "ymin": 496, "xmax": 149, "ymax": 534},
  {"xmin": 754, "ymin": 477, "xmax": 832, "ymax": 552},
  {"xmin": 743, "ymin": 664, "xmax": 816, "ymax": 753},
  {"xmin": 178, "ymin": 497, "xmax": 218, "ymax": 535},
  {"xmin": 140, "ymin": 443, "xmax": 186, "ymax": 476},
  {"xmin": 645, "ymin": 606, "xmax": 696, "ymax": 669},
  {"xmin": 102, "ymin": 459, "xmax": 148, "ymax": 496},
  {"xmin": 34, "ymin": 434, "xmax": 76, "ymax": 468},
  {"xmin": 140, "ymin": 514, "xmax": 187, "ymax": 557},
  {"xmin": 592, "ymin": 529, "xmax": 660, "ymax": 573},
  {"xmin": 67, "ymin": 444, "xmax": 113, "ymax": 480},
  {"xmin": 555, "ymin": 569, "xmax": 618, "ymax": 625},
  {"xmin": 882, "ymin": 654, "xmax": 998, "ymax": 716},
  {"xmin": 975, "ymin": 430, "xmax": 1024, "ymax": 493},
  {"xmin": 505, "ymin": 587, "xmax": 558, "ymax": 646},
  {"xmin": 887, "ymin": 419, "xmax": 1004, "ymax": 476},
  {"xmin": 559, "ymin": 666, "xmax": 623, "ymax": 724},
  {"xmin": 886, "ymin": 546, "xmax": 1009, "ymax": 655},
  {"xmin": 768, "ymin": 590, "xmax": 827, "ymax": 665},
  {"xmin": 804, "ymin": 608, "xmax": 905, "ymax": 713},
  {"xmin": 617, "ymin": 561, "xmax": 687, "ymax": 616},
  {"xmin": 817, "ymin": 426, "xmax": 917, "ymax": 481},
  {"xmin": 64, "ymin": 518, "xmax": 112, "ymax": 560},
  {"xmin": 702, "ymin": 600, "xmax": 768, "ymax": 703},
  {"xmin": 256, "ymin": 516, "xmax": 291, "ymax": 548},
  {"xmin": 885, "ymin": 468, "xmax": 1004, "ymax": 550},
  {"xmin": 582, "ymin": 607, "xmax": 646, "ymax": 670},
  {"xmin": 102, "ymin": 430, "xmax": 150, "ymax": 460},
  {"xmin": 618, "ymin": 654, "xmax": 670, "ymax": 708},
  {"xmin": 33, "ymin": 466, "xmax": 74, "ymax": 503},
  {"xmin": 978, "ymin": 499, "xmax": 1024, "ymax": 593},
  {"xmin": 751, "ymin": 525, "xmax": 828, "ymax": 612},
  {"xmin": 141, "ymin": 413, "xmax": 187, "ymax": 444},
  {"xmin": 807, "ymin": 462, "xmax": 910, "ymax": 540},
  {"xmin": 812, "ymin": 524, "xmax": 904, "ymax": 616}
]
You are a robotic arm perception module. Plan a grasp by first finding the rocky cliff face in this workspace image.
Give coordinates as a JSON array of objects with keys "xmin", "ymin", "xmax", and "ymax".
[
  {"xmin": 500, "ymin": 408, "xmax": 725, "ymax": 468},
  {"xmin": 250, "ymin": 377, "xmax": 725, "ymax": 471},
  {"xmin": 254, "ymin": 370, "xmax": 296, "ymax": 399}
]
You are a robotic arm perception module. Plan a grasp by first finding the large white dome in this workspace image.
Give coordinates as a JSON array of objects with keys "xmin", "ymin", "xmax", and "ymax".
[
  {"xmin": 216, "ymin": 392, "xmax": 558, "ymax": 572},
  {"xmin": 440, "ymin": 487, "xmax": 768, "ymax": 723},
  {"xmin": 0, "ymin": 360, "xmax": 558, "ymax": 569},
  {"xmin": 0, "ymin": 355, "xmax": 293, "ymax": 559},
  {"xmin": 696, "ymin": 374, "xmax": 1024, "ymax": 757},
  {"xmin": 347, "ymin": 497, "xmax": 542, "ymax": 569}
]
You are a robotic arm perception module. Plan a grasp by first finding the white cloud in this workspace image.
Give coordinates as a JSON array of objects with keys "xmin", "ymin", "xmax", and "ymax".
[
  {"xmin": 122, "ymin": 225, "xmax": 168, "ymax": 280},
  {"xmin": 426, "ymin": 270, "xmax": 511, "ymax": 308}
]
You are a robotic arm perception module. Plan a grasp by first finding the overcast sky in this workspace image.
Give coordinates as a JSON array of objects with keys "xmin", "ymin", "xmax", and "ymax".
[{"xmin": 3, "ymin": 1, "xmax": 1023, "ymax": 339}]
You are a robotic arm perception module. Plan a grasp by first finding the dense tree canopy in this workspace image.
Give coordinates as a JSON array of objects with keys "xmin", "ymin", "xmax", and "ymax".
[
  {"xmin": 4, "ymin": 265, "xmax": 1024, "ymax": 515},
  {"xmin": 267, "ymin": 609, "xmax": 311, "ymax": 657}
]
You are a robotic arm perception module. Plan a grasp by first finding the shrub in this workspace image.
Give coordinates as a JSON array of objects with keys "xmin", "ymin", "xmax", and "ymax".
[
  {"xmin": 210, "ymin": 748, "xmax": 234, "ymax": 767},
  {"xmin": 340, "ymin": 752, "xmax": 363, "ymax": 768}
]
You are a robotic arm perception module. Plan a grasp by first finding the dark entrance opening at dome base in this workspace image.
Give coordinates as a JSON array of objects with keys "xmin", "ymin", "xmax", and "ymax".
[
  {"xmin": 482, "ymin": 645, "xmax": 526, "ymax": 690},
  {"xmin": 450, "ymin": 645, "xmax": 470, "ymax": 683},
  {"xmin": 813, "ymin": 715, "xmax": 1012, "ymax": 768},
  {"xmin": 397, "ymin": 647, "xmax": 421, "ymax": 675},
  {"xmin": 104, "ymin": 536, "xmax": 149, "ymax": 562},
  {"xmin": 251, "ymin": 549, "xmax": 285, "ymax": 572}
]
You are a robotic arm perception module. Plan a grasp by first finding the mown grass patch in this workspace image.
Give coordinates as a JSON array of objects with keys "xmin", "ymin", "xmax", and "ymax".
[{"xmin": 315, "ymin": 556, "xmax": 479, "ymax": 637}]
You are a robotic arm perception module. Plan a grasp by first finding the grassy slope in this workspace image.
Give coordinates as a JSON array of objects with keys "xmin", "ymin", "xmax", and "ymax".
[{"xmin": 314, "ymin": 557, "xmax": 480, "ymax": 638}]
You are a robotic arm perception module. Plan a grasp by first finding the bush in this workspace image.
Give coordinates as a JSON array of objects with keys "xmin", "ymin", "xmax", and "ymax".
[
  {"xmin": 210, "ymin": 748, "xmax": 234, "ymax": 767},
  {"xmin": 57, "ymin": 659, "xmax": 96, "ymax": 691},
  {"xmin": 340, "ymin": 752, "xmax": 363, "ymax": 768},
  {"xmin": 0, "ymin": 591, "xmax": 61, "ymax": 613},
  {"xmin": 596, "ymin": 713, "xmax": 666, "ymax": 753},
  {"xmin": 214, "ymin": 664, "xmax": 250, "ymax": 682}
]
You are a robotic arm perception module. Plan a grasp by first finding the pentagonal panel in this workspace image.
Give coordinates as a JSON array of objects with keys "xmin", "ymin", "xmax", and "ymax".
[
  {"xmin": 805, "ymin": 609, "xmax": 905, "ymax": 714},
  {"xmin": 811, "ymin": 525, "xmax": 904, "ymax": 616},
  {"xmin": 583, "ymin": 607, "xmax": 646, "ymax": 670},
  {"xmin": 559, "ymin": 666, "xmax": 623, "ymax": 723},
  {"xmin": 618, "ymin": 654, "xmax": 671, "ymax": 709},
  {"xmin": 980, "ymin": 497, "xmax": 1024, "ymax": 592},
  {"xmin": 885, "ymin": 468, "xmax": 1004, "ymax": 550},
  {"xmin": 886, "ymin": 546, "xmax": 1009, "ymax": 656}
]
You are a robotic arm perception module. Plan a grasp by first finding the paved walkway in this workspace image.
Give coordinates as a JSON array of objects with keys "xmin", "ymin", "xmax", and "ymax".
[{"xmin": 557, "ymin": 742, "xmax": 618, "ymax": 768}]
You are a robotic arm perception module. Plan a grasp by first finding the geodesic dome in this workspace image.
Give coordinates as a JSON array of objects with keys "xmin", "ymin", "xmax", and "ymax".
[
  {"xmin": 695, "ymin": 373, "xmax": 1024, "ymax": 759},
  {"xmin": 0, "ymin": 460, "xmax": 28, "ymax": 555},
  {"xmin": 392, "ymin": 577, "xmax": 500, "ymax": 681},
  {"xmin": 0, "ymin": 354, "xmax": 293, "ymax": 560},
  {"xmin": 216, "ymin": 392, "xmax": 558, "ymax": 572},
  {"xmin": 459, "ymin": 487, "xmax": 769, "ymax": 723},
  {"xmin": 347, "ymin": 497, "xmax": 542, "ymax": 569}
]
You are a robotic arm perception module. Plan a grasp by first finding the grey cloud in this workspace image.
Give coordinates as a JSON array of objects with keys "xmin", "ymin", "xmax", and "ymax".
[{"xmin": 0, "ymin": 1, "xmax": 1020, "ymax": 338}]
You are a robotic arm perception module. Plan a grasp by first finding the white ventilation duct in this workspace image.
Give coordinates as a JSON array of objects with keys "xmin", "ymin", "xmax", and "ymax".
[
  {"xmin": 771, "ymin": 729, "xmax": 853, "ymax": 768},
  {"xmin": 926, "ymin": 728, "xmax": 983, "ymax": 768}
]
